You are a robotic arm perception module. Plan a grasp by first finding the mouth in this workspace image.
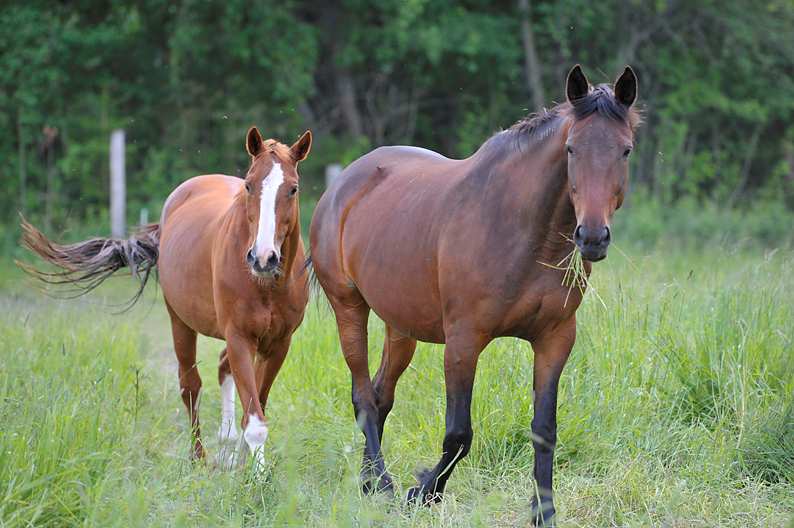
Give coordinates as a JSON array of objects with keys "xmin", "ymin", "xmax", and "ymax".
[
  {"xmin": 578, "ymin": 246, "xmax": 608, "ymax": 262},
  {"xmin": 250, "ymin": 266, "xmax": 282, "ymax": 278},
  {"xmin": 247, "ymin": 254, "xmax": 284, "ymax": 278}
]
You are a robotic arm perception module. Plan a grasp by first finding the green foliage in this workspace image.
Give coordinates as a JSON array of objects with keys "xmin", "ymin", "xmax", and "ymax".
[
  {"xmin": 1, "ymin": 1, "xmax": 793, "ymax": 233},
  {"xmin": 614, "ymin": 192, "xmax": 794, "ymax": 248}
]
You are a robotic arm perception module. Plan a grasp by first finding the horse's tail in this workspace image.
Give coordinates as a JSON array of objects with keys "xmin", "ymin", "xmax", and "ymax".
[{"xmin": 18, "ymin": 216, "xmax": 160, "ymax": 309}]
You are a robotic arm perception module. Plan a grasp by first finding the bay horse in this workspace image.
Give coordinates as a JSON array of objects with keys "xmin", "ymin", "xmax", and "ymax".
[
  {"xmin": 21, "ymin": 127, "xmax": 312, "ymax": 467},
  {"xmin": 310, "ymin": 66, "xmax": 639, "ymax": 524}
]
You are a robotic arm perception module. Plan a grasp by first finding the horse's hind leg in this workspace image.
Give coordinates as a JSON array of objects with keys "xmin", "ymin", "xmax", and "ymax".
[
  {"xmin": 330, "ymin": 296, "xmax": 393, "ymax": 495},
  {"xmin": 166, "ymin": 303, "xmax": 204, "ymax": 460},
  {"xmin": 216, "ymin": 347, "xmax": 240, "ymax": 468},
  {"xmin": 372, "ymin": 325, "xmax": 416, "ymax": 441},
  {"xmin": 217, "ymin": 348, "xmax": 239, "ymax": 442}
]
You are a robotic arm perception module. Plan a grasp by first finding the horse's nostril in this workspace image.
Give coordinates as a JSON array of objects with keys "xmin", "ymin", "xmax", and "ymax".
[
  {"xmin": 266, "ymin": 253, "xmax": 279, "ymax": 267},
  {"xmin": 603, "ymin": 226, "xmax": 611, "ymax": 243},
  {"xmin": 246, "ymin": 249, "xmax": 255, "ymax": 263},
  {"xmin": 574, "ymin": 225, "xmax": 584, "ymax": 242}
]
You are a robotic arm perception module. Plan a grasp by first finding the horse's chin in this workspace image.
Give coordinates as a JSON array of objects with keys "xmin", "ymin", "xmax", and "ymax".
[{"xmin": 582, "ymin": 252, "xmax": 607, "ymax": 262}]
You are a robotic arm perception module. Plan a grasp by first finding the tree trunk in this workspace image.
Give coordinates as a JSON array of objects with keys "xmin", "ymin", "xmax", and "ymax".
[
  {"xmin": 17, "ymin": 114, "xmax": 26, "ymax": 214},
  {"xmin": 729, "ymin": 123, "xmax": 763, "ymax": 206},
  {"xmin": 518, "ymin": 0, "xmax": 545, "ymax": 110},
  {"xmin": 336, "ymin": 69, "xmax": 364, "ymax": 138},
  {"xmin": 45, "ymin": 146, "xmax": 55, "ymax": 232}
]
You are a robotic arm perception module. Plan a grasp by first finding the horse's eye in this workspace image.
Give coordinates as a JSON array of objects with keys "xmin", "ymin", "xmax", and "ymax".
[
  {"xmin": 245, "ymin": 182, "xmax": 251, "ymax": 193},
  {"xmin": 288, "ymin": 185, "xmax": 298, "ymax": 197}
]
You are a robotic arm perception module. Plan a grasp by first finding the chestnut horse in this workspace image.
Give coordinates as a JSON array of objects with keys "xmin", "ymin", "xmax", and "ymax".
[
  {"xmin": 21, "ymin": 127, "xmax": 312, "ymax": 467},
  {"xmin": 310, "ymin": 66, "xmax": 639, "ymax": 524}
]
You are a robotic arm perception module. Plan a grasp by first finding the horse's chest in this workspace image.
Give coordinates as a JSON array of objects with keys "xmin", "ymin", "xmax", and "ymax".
[
  {"xmin": 250, "ymin": 303, "xmax": 287, "ymax": 342},
  {"xmin": 503, "ymin": 280, "xmax": 584, "ymax": 341}
]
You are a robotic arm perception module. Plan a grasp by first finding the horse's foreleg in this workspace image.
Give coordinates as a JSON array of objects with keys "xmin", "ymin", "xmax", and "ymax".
[
  {"xmin": 372, "ymin": 326, "xmax": 416, "ymax": 441},
  {"xmin": 255, "ymin": 337, "xmax": 290, "ymax": 414},
  {"xmin": 225, "ymin": 329, "xmax": 268, "ymax": 470},
  {"xmin": 529, "ymin": 318, "xmax": 575, "ymax": 527},
  {"xmin": 167, "ymin": 304, "xmax": 204, "ymax": 460},
  {"xmin": 407, "ymin": 331, "xmax": 487, "ymax": 505}
]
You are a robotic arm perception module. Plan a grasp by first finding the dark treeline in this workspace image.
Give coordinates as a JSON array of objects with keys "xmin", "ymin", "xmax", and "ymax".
[{"xmin": 2, "ymin": 0, "xmax": 793, "ymax": 230}]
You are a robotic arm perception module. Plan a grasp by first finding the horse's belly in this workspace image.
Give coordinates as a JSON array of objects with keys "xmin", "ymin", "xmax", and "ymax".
[
  {"xmin": 346, "ymin": 240, "xmax": 446, "ymax": 343},
  {"xmin": 366, "ymin": 294, "xmax": 445, "ymax": 343}
]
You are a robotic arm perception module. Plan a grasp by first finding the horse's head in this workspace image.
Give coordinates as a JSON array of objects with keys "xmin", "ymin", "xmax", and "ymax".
[
  {"xmin": 242, "ymin": 127, "xmax": 312, "ymax": 278},
  {"xmin": 564, "ymin": 65, "xmax": 638, "ymax": 261}
]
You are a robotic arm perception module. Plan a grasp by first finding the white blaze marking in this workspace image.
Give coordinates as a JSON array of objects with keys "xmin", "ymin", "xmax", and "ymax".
[
  {"xmin": 251, "ymin": 162, "xmax": 284, "ymax": 261},
  {"xmin": 243, "ymin": 414, "xmax": 269, "ymax": 469},
  {"xmin": 218, "ymin": 376, "xmax": 238, "ymax": 441}
]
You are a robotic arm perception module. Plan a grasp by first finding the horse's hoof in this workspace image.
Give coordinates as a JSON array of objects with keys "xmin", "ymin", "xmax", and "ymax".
[
  {"xmin": 530, "ymin": 499, "xmax": 556, "ymax": 527},
  {"xmin": 405, "ymin": 485, "xmax": 442, "ymax": 506},
  {"xmin": 362, "ymin": 472, "xmax": 394, "ymax": 496}
]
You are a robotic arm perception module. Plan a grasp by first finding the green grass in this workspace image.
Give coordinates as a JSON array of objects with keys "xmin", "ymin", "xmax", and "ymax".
[{"xmin": 1, "ymin": 244, "xmax": 793, "ymax": 527}]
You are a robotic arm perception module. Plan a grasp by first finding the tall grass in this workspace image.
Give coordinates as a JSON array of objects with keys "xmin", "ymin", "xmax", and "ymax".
[{"xmin": 0, "ymin": 245, "xmax": 792, "ymax": 526}]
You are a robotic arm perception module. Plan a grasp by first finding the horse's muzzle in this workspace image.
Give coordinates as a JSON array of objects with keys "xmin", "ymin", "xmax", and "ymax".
[
  {"xmin": 574, "ymin": 224, "xmax": 610, "ymax": 262},
  {"xmin": 246, "ymin": 249, "xmax": 282, "ymax": 277}
]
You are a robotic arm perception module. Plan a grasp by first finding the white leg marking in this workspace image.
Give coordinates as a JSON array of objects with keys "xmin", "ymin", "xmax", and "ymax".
[
  {"xmin": 218, "ymin": 375, "xmax": 239, "ymax": 442},
  {"xmin": 243, "ymin": 413, "xmax": 269, "ymax": 469},
  {"xmin": 250, "ymin": 162, "xmax": 284, "ymax": 261}
]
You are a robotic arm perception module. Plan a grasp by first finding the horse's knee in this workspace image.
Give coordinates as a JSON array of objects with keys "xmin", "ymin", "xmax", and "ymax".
[{"xmin": 179, "ymin": 372, "xmax": 202, "ymax": 409}]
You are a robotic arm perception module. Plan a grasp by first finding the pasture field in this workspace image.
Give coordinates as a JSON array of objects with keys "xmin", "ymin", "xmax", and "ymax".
[{"xmin": 0, "ymin": 244, "xmax": 792, "ymax": 527}]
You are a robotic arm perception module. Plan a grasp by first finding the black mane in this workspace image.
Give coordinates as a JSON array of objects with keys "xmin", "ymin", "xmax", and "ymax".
[
  {"xmin": 478, "ymin": 84, "xmax": 638, "ymax": 158},
  {"xmin": 509, "ymin": 84, "xmax": 635, "ymax": 141}
]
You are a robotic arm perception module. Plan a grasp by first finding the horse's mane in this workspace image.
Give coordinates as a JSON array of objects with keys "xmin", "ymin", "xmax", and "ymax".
[{"xmin": 506, "ymin": 84, "xmax": 641, "ymax": 147}]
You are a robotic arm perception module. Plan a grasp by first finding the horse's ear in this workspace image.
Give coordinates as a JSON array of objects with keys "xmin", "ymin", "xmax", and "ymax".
[
  {"xmin": 566, "ymin": 64, "xmax": 589, "ymax": 102},
  {"xmin": 246, "ymin": 126, "xmax": 264, "ymax": 157},
  {"xmin": 290, "ymin": 130, "xmax": 312, "ymax": 163},
  {"xmin": 614, "ymin": 66, "xmax": 638, "ymax": 107}
]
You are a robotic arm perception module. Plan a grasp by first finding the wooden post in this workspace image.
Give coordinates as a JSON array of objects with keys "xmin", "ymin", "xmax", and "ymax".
[
  {"xmin": 518, "ymin": 0, "xmax": 545, "ymax": 110},
  {"xmin": 110, "ymin": 129, "xmax": 126, "ymax": 238},
  {"xmin": 325, "ymin": 163, "xmax": 342, "ymax": 189}
]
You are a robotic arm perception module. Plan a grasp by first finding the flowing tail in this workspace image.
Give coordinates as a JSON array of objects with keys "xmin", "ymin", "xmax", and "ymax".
[{"xmin": 18, "ymin": 216, "xmax": 160, "ymax": 308}]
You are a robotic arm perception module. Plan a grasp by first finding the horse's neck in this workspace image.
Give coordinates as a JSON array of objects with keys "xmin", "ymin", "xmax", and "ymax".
[
  {"xmin": 279, "ymin": 207, "xmax": 302, "ymax": 280},
  {"xmin": 497, "ymin": 125, "xmax": 578, "ymax": 263}
]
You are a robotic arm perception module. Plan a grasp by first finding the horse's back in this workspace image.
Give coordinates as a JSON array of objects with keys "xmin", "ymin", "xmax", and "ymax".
[
  {"xmin": 159, "ymin": 174, "xmax": 241, "ymax": 337},
  {"xmin": 315, "ymin": 145, "xmax": 458, "ymax": 226},
  {"xmin": 161, "ymin": 174, "xmax": 241, "ymax": 224}
]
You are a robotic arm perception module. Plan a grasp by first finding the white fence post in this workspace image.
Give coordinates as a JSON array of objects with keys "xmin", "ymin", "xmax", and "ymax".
[
  {"xmin": 325, "ymin": 163, "xmax": 342, "ymax": 189},
  {"xmin": 110, "ymin": 129, "xmax": 126, "ymax": 238}
]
